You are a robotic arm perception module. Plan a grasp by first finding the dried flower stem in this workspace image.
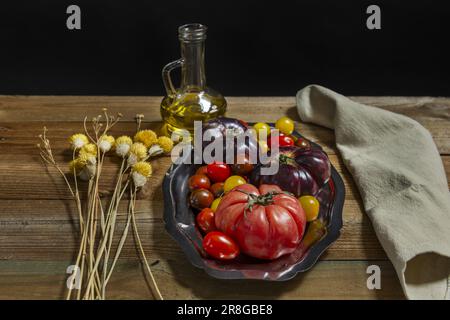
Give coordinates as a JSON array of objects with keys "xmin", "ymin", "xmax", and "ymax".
[
  {"xmin": 101, "ymin": 159, "xmax": 128, "ymax": 295},
  {"xmin": 130, "ymin": 186, "xmax": 163, "ymax": 300}
]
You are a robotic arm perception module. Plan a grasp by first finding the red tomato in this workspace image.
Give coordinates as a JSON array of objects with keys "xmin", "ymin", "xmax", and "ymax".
[
  {"xmin": 281, "ymin": 135, "xmax": 295, "ymax": 147},
  {"xmin": 196, "ymin": 165, "xmax": 208, "ymax": 175},
  {"xmin": 206, "ymin": 162, "xmax": 231, "ymax": 182},
  {"xmin": 188, "ymin": 174, "xmax": 211, "ymax": 191},
  {"xmin": 196, "ymin": 208, "xmax": 217, "ymax": 233},
  {"xmin": 269, "ymin": 133, "xmax": 294, "ymax": 149},
  {"xmin": 214, "ymin": 184, "xmax": 306, "ymax": 260},
  {"xmin": 189, "ymin": 189, "xmax": 214, "ymax": 210},
  {"xmin": 202, "ymin": 231, "xmax": 240, "ymax": 260}
]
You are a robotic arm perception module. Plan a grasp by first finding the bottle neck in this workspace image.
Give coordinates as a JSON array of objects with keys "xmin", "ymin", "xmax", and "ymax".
[{"xmin": 180, "ymin": 40, "xmax": 206, "ymax": 90}]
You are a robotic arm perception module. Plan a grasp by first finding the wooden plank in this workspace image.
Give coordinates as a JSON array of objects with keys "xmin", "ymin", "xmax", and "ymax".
[
  {"xmin": 0, "ymin": 154, "xmax": 448, "ymax": 201},
  {"xmin": 0, "ymin": 95, "xmax": 449, "ymax": 122},
  {"xmin": 0, "ymin": 119, "xmax": 448, "ymax": 157},
  {"xmin": 0, "ymin": 259, "xmax": 404, "ymax": 299},
  {"xmin": 0, "ymin": 198, "xmax": 386, "ymax": 261},
  {"xmin": 0, "ymin": 96, "xmax": 450, "ymax": 154}
]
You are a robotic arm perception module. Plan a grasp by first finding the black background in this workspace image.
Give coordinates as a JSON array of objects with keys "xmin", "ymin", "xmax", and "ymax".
[{"xmin": 0, "ymin": 0, "xmax": 449, "ymax": 96}]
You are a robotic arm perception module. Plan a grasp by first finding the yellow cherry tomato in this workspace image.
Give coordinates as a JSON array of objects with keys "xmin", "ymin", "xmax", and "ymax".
[
  {"xmin": 223, "ymin": 175, "xmax": 246, "ymax": 193},
  {"xmin": 253, "ymin": 122, "xmax": 271, "ymax": 139},
  {"xmin": 210, "ymin": 197, "xmax": 222, "ymax": 212},
  {"xmin": 299, "ymin": 195, "xmax": 320, "ymax": 222},
  {"xmin": 275, "ymin": 116, "xmax": 295, "ymax": 135}
]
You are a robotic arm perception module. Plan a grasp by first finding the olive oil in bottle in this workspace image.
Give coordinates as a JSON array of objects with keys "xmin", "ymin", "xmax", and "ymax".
[{"xmin": 160, "ymin": 24, "xmax": 227, "ymax": 135}]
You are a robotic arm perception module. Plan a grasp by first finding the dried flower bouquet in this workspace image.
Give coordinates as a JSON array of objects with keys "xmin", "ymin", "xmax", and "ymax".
[{"xmin": 37, "ymin": 109, "xmax": 173, "ymax": 300}]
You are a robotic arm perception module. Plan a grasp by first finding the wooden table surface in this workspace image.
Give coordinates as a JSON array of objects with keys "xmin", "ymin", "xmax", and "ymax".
[{"xmin": 0, "ymin": 95, "xmax": 449, "ymax": 300}]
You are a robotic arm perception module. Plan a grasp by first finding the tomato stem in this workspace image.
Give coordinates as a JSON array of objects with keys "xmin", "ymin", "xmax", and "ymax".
[
  {"xmin": 236, "ymin": 189, "xmax": 283, "ymax": 218},
  {"xmin": 278, "ymin": 153, "xmax": 296, "ymax": 166}
]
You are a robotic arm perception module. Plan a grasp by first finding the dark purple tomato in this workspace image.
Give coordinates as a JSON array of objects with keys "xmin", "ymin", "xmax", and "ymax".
[
  {"xmin": 250, "ymin": 146, "xmax": 331, "ymax": 197},
  {"xmin": 202, "ymin": 117, "xmax": 258, "ymax": 163},
  {"xmin": 189, "ymin": 189, "xmax": 214, "ymax": 210},
  {"xmin": 210, "ymin": 182, "xmax": 224, "ymax": 198}
]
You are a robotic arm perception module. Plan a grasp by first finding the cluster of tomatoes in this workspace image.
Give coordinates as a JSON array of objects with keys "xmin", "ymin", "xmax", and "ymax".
[
  {"xmin": 188, "ymin": 162, "xmax": 248, "ymax": 260},
  {"xmin": 188, "ymin": 116, "xmax": 322, "ymax": 261},
  {"xmin": 254, "ymin": 116, "xmax": 311, "ymax": 150}
]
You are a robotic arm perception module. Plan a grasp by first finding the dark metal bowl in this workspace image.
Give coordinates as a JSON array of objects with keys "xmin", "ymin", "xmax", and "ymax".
[{"xmin": 162, "ymin": 128, "xmax": 345, "ymax": 280}]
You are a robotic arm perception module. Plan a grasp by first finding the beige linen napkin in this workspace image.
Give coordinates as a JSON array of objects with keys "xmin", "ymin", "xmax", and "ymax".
[{"xmin": 296, "ymin": 85, "xmax": 450, "ymax": 300}]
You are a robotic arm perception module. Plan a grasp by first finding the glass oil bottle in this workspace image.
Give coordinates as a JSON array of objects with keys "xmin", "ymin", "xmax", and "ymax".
[{"xmin": 160, "ymin": 24, "xmax": 227, "ymax": 136}]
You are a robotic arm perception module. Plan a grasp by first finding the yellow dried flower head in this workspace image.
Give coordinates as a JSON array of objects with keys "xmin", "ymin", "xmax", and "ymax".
[
  {"xmin": 134, "ymin": 129, "xmax": 157, "ymax": 147},
  {"xmin": 132, "ymin": 161, "xmax": 152, "ymax": 178},
  {"xmin": 128, "ymin": 142, "xmax": 147, "ymax": 165},
  {"xmin": 115, "ymin": 136, "xmax": 133, "ymax": 157},
  {"xmin": 69, "ymin": 133, "xmax": 89, "ymax": 150},
  {"xmin": 78, "ymin": 152, "xmax": 96, "ymax": 165},
  {"xmin": 79, "ymin": 143, "xmax": 97, "ymax": 157},
  {"xmin": 98, "ymin": 135, "xmax": 115, "ymax": 153},
  {"xmin": 157, "ymin": 136, "xmax": 174, "ymax": 153},
  {"xmin": 69, "ymin": 158, "xmax": 85, "ymax": 173},
  {"xmin": 129, "ymin": 142, "xmax": 147, "ymax": 159},
  {"xmin": 116, "ymin": 136, "xmax": 133, "ymax": 147},
  {"xmin": 70, "ymin": 153, "xmax": 96, "ymax": 180}
]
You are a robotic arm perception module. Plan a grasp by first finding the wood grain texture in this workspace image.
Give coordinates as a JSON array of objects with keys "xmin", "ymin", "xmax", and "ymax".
[
  {"xmin": 0, "ymin": 96, "xmax": 448, "ymax": 153},
  {"xmin": 0, "ymin": 95, "xmax": 448, "ymax": 300},
  {"xmin": 0, "ymin": 260, "xmax": 403, "ymax": 300}
]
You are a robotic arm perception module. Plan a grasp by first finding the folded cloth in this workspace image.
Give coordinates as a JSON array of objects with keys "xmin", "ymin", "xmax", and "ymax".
[{"xmin": 296, "ymin": 85, "xmax": 450, "ymax": 300}]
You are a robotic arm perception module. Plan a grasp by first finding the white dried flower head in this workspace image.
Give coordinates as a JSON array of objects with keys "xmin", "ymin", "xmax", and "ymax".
[
  {"xmin": 115, "ymin": 136, "xmax": 133, "ymax": 157},
  {"xmin": 98, "ymin": 135, "xmax": 115, "ymax": 153},
  {"xmin": 70, "ymin": 153, "xmax": 97, "ymax": 181},
  {"xmin": 127, "ymin": 153, "xmax": 138, "ymax": 166},
  {"xmin": 131, "ymin": 162, "xmax": 152, "ymax": 187},
  {"xmin": 148, "ymin": 144, "xmax": 164, "ymax": 157},
  {"xmin": 78, "ymin": 167, "xmax": 94, "ymax": 181},
  {"xmin": 131, "ymin": 172, "xmax": 147, "ymax": 187},
  {"xmin": 69, "ymin": 134, "xmax": 89, "ymax": 150},
  {"xmin": 170, "ymin": 129, "xmax": 192, "ymax": 144}
]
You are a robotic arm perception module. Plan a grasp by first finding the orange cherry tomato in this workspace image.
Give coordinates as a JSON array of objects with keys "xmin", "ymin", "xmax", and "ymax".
[
  {"xmin": 299, "ymin": 195, "xmax": 320, "ymax": 221},
  {"xmin": 196, "ymin": 165, "xmax": 208, "ymax": 176}
]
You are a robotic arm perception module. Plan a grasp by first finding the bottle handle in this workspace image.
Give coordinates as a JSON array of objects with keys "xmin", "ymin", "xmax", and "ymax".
[{"xmin": 162, "ymin": 58, "xmax": 184, "ymax": 97}]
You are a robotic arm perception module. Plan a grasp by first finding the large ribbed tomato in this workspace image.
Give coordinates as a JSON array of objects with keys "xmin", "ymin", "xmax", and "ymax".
[{"xmin": 214, "ymin": 184, "xmax": 306, "ymax": 260}]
